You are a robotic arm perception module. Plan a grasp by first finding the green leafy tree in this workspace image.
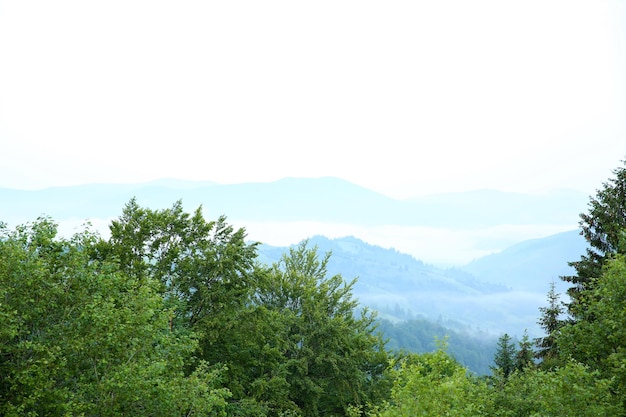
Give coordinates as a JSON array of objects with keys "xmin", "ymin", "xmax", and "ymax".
[
  {"xmin": 373, "ymin": 346, "xmax": 494, "ymax": 417},
  {"xmin": 492, "ymin": 333, "xmax": 516, "ymax": 379},
  {"xmin": 376, "ymin": 344, "xmax": 619, "ymax": 417},
  {"xmin": 493, "ymin": 361, "xmax": 620, "ymax": 416},
  {"xmin": 98, "ymin": 199, "xmax": 265, "ymax": 413},
  {"xmin": 0, "ymin": 218, "xmax": 229, "ymax": 416},
  {"xmin": 558, "ymin": 247, "xmax": 626, "ymax": 407},
  {"xmin": 99, "ymin": 203, "xmax": 391, "ymax": 416},
  {"xmin": 91, "ymin": 201, "xmax": 394, "ymax": 416},
  {"xmin": 252, "ymin": 241, "xmax": 390, "ymax": 417},
  {"xmin": 563, "ymin": 159, "xmax": 626, "ymax": 318},
  {"xmin": 103, "ymin": 198, "xmax": 258, "ymax": 331}
]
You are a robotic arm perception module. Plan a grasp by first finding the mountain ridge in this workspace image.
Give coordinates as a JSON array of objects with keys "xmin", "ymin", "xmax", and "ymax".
[
  {"xmin": 1, "ymin": 176, "xmax": 590, "ymax": 266},
  {"xmin": 1, "ymin": 176, "xmax": 589, "ymax": 225},
  {"xmin": 256, "ymin": 231, "xmax": 587, "ymax": 337},
  {"xmin": 462, "ymin": 229, "xmax": 587, "ymax": 293}
]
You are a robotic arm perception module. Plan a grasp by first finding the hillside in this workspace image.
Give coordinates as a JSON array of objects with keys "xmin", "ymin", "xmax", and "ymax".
[
  {"xmin": 257, "ymin": 231, "xmax": 585, "ymax": 338},
  {"xmin": 0, "ymin": 177, "xmax": 588, "ymax": 265},
  {"xmin": 462, "ymin": 229, "xmax": 588, "ymax": 294},
  {"xmin": 377, "ymin": 318, "xmax": 498, "ymax": 375},
  {"xmin": 1, "ymin": 177, "xmax": 587, "ymax": 228},
  {"xmin": 257, "ymin": 232, "xmax": 588, "ymax": 374}
]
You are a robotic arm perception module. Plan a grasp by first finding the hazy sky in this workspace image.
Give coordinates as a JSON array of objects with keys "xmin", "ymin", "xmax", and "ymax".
[{"xmin": 2, "ymin": 1, "xmax": 626, "ymax": 198}]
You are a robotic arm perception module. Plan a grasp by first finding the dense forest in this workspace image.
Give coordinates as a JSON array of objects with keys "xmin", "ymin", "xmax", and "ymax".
[
  {"xmin": 377, "ymin": 318, "xmax": 497, "ymax": 375},
  {"xmin": 2, "ymin": 162, "xmax": 626, "ymax": 416}
]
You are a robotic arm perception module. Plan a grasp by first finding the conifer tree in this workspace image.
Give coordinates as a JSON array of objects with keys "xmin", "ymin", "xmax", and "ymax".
[
  {"xmin": 534, "ymin": 281, "xmax": 564, "ymax": 368},
  {"xmin": 558, "ymin": 249, "xmax": 626, "ymax": 407},
  {"xmin": 514, "ymin": 330, "xmax": 535, "ymax": 371},
  {"xmin": 563, "ymin": 159, "xmax": 626, "ymax": 318},
  {"xmin": 493, "ymin": 333, "xmax": 516, "ymax": 378}
]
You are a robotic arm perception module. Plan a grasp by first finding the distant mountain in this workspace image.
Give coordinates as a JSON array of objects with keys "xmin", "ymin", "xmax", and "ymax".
[
  {"xmin": 258, "ymin": 235, "xmax": 506, "ymax": 297},
  {"xmin": 407, "ymin": 188, "xmax": 588, "ymax": 227},
  {"xmin": 1, "ymin": 177, "xmax": 590, "ymax": 266},
  {"xmin": 143, "ymin": 178, "xmax": 218, "ymax": 189},
  {"xmin": 258, "ymin": 236, "xmax": 508, "ymax": 334},
  {"xmin": 461, "ymin": 229, "xmax": 588, "ymax": 293},
  {"xmin": 258, "ymin": 236, "xmax": 505, "ymax": 374},
  {"xmin": 377, "ymin": 318, "xmax": 498, "ymax": 375},
  {"xmin": 0, "ymin": 177, "xmax": 588, "ymax": 228},
  {"xmin": 0, "ymin": 177, "xmax": 394, "ymax": 225},
  {"xmin": 257, "ymin": 231, "xmax": 586, "ymax": 338}
]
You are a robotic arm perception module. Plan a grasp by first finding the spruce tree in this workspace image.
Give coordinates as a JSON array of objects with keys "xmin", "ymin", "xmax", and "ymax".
[
  {"xmin": 514, "ymin": 330, "xmax": 535, "ymax": 371},
  {"xmin": 493, "ymin": 333, "xmax": 516, "ymax": 378},
  {"xmin": 534, "ymin": 281, "xmax": 563, "ymax": 368},
  {"xmin": 563, "ymin": 159, "xmax": 626, "ymax": 318}
]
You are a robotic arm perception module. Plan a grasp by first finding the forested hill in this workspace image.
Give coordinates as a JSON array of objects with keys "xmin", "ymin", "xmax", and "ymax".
[
  {"xmin": 257, "ymin": 233, "xmax": 586, "ymax": 338},
  {"xmin": 463, "ymin": 229, "xmax": 588, "ymax": 294},
  {"xmin": 256, "ymin": 232, "xmax": 588, "ymax": 374},
  {"xmin": 376, "ymin": 318, "xmax": 498, "ymax": 375},
  {"xmin": 258, "ymin": 235, "xmax": 507, "ymax": 297}
]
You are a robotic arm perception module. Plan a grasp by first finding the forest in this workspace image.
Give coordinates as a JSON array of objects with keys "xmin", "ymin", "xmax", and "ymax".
[{"xmin": 1, "ymin": 162, "xmax": 626, "ymax": 416}]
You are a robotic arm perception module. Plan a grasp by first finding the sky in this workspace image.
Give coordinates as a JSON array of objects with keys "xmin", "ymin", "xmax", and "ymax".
[{"xmin": 2, "ymin": 0, "xmax": 626, "ymax": 199}]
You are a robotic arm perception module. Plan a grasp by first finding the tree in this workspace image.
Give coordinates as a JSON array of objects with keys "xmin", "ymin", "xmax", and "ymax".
[
  {"xmin": 493, "ymin": 362, "xmax": 620, "ymax": 416},
  {"xmin": 558, "ymin": 247, "xmax": 626, "ymax": 406},
  {"xmin": 534, "ymin": 281, "xmax": 564, "ymax": 368},
  {"xmin": 100, "ymin": 203, "xmax": 391, "ymax": 416},
  {"xmin": 251, "ymin": 241, "xmax": 390, "ymax": 417},
  {"xmin": 563, "ymin": 159, "xmax": 626, "ymax": 318},
  {"xmin": 98, "ymin": 199, "xmax": 270, "ymax": 413},
  {"xmin": 0, "ymin": 218, "xmax": 229, "ymax": 416},
  {"xmin": 104, "ymin": 198, "xmax": 258, "ymax": 326},
  {"xmin": 374, "ymin": 346, "xmax": 494, "ymax": 417},
  {"xmin": 492, "ymin": 333, "xmax": 516, "ymax": 378},
  {"xmin": 101, "ymin": 199, "xmax": 259, "ymax": 356},
  {"xmin": 514, "ymin": 330, "xmax": 534, "ymax": 372}
]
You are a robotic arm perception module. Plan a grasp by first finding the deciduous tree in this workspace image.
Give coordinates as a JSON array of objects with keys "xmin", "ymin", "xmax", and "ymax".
[
  {"xmin": 252, "ymin": 241, "xmax": 390, "ymax": 417},
  {"xmin": 0, "ymin": 218, "xmax": 229, "ymax": 416},
  {"xmin": 374, "ymin": 346, "xmax": 493, "ymax": 417}
]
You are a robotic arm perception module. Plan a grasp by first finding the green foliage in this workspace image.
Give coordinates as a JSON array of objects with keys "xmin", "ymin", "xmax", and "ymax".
[
  {"xmin": 101, "ymin": 199, "xmax": 262, "ymax": 377},
  {"xmin": 4, "ymin": 196, "xmax": 626, "ymax": 416},
  {"xmin": 558, "ymin": 250, "xmax": 626, "ymax": 402},
  {"xmin": 0, "ymin": 218, "xmax": 229, "ymax": 416},
  {"xmin": 492, "ymin": 361, "xmax": 620, "ymax": 417},
  {"xmin": 373, "ymin": 346, "xmax": 494, "ymax": 416},
  {"xmin": 250, "ymin": 241, "xmax": 391, "ymax": 416},
  {"xmin": 377, "ymin": 317, "xmax": 497, "ymax": 375},
  {"xmin": 514, "ymin": 331, "xmax": 535, "ymax": 372},
  {"xmin": 104, "ymin": 198, "xmax": 258, "ymax": 330},
  {"xmin": 96, "ymin": 202, "xmax": 391, "ymax": 416},
  {"xmin": 534, "ymin": 281, "xmax": 564, "ymax": 369},
  {"xmin": 369, "ymin": 346, "xmax": 620, "ymax": 417},
  {"xmin": 492, "ymin": 333, "xmax": 516, "ymax": 378},
  {"xmin": 99, "ymin": 199, "xmax": 270, "ymax": 414},
  {"xmin": 564, "ymin": 159, "xmax": 626, "ymax": 317}
]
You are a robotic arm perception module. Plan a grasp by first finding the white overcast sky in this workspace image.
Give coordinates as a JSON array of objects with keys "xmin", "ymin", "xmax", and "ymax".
[{"xmin": 1, "ymin": 0, "xmax": 626, "ymax": 198}]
